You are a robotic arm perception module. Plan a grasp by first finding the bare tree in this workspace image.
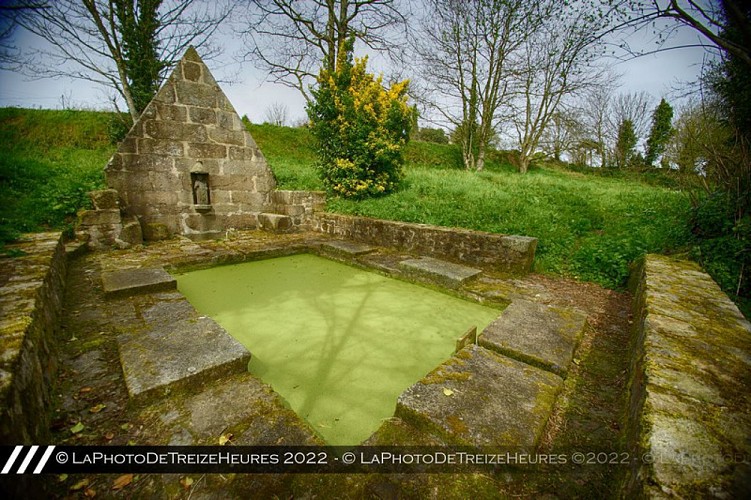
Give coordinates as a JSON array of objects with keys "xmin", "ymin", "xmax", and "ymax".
[
  {"xmin": 509, "ymin": 1, "xmax": 609, "ymax": 173},
  {"xmin": 579, "ymin": 80, "xmax": 619, "ymax": 167},
  {"xmin": 0, "ymin": 1, "xmax": 47, "ymax": 69},
  {"xmin": 238, "ymin": 0, "xmax": 409, "ymax": 103},
  {"xmin": 415, "ymin": 0, "xmax": 536, "ymax": 171},
  {"xmin": 608, "ymin": 1, "xmax": 751, "ymax": 67},
  {"xmin": 264, "ymin": 101, "xmax": 289, "ymax": 126},
  {"xmin": 609, "ymin": 90, "xmax": 654, "ymax": 143},
  {"xmin": 540, "ymin": 108, "xmax": 586, "ymax": 162},
  {"xmin": 12, "ymin": 0, "xmax": 232, "ymax": 121}
]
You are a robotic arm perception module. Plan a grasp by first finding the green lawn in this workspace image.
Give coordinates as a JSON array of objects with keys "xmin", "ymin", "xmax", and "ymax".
[
  {"xmin": 250, "ymin": 123, "xmax": 692, "ymax": 289},
  {"xmin": 1, "ymin": 107, "xmax": 694, "ymax": 292}
]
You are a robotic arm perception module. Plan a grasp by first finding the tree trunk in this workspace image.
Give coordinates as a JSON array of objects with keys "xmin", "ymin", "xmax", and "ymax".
[{"xmin": 476, "ymin": 144, "xmax": 486, "ymax": 172}]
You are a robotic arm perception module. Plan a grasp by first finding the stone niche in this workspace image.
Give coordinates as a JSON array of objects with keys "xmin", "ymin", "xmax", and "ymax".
[{"xmin": 105, "ymin": 46, "xmax": 277, "ymax": 241}]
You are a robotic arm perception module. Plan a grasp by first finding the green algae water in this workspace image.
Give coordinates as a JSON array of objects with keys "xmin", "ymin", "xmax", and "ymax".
[{"xmin": 176, "ymin": 254, "xmax": 501, "ymax": 445}]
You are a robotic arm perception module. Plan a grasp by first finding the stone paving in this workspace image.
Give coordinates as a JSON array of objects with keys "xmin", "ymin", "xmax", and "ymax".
[{"xmin": 1, "ymin": 229, "xmax": 648, "ymax": 496}]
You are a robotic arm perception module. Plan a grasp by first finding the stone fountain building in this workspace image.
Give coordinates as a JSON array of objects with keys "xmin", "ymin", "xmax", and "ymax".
[{"xmin": 103, "ymin": 46, "xmax": 278, "ymax": 241}]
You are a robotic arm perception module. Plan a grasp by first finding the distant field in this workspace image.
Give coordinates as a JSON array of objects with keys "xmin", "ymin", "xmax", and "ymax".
[{"xmin": 1, "ymin": 107, "xmax": 693, "ymax": 291}]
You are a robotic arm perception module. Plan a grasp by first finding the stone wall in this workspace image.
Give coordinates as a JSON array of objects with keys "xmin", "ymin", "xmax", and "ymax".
[
  {"xmin": 77, "ymin": 189, "xmax": 142, "ymax": 250},
  {"xmin": 270, "ymin": 190, "xmax": 326, "ymax": 229},
  {"xmin": 0, "ymin": 233, "xmax": 67, "ymax": 444},
  {"xmin": 313, "ymin": 213, "xmax": 537, "ymax": 274},
  {"xmin": 625, "ymin": 255, "xmax": 751, "ymax": 497},
  {"xmin": 105, "ymin": 47, "xmax": 277, "ymax": 241}
]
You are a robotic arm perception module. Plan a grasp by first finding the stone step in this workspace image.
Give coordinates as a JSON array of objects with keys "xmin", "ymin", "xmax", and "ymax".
[
  {"xmin": 258, "ymin": 213, "xmax": 292, "ymax": 231},
  {"xmin": 395, "ymin": 344, "xmax": 563, "ymax": 449},
  {"xmin": 101, "ymin": 267, "xmax": 176, "ymax": 299},
  {"xmin": 398, "ymin": 256, "xmax": 481, "ymax": 289},
  {"xmin": 116, "ymin": 296, "xmax": 251, "ymax": 403},
  {"xmin": 321, "ymin": 240, "xmax": 377, "ymax": 256},
  {"xmin": 478, "ymin": 300, "xmax": 587, "ymax": 377}
]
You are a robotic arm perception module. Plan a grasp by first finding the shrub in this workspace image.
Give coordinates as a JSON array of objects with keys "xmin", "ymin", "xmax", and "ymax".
[
  {"xmin": 416, "ymin": 127, "xmax": 448, "ymax": 144},
  {"xmin": 307, "ymin": 40, "xmax": 413, "ymax": 198}
]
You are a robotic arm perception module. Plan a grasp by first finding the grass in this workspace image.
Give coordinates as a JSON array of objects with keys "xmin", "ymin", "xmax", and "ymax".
[
  {"xmin": 0, "ymin": 108, "xmax": 114, "ymax": 243},
  {"xmin": 1, "ymin": 107, "xmax": 694, "ymax": 292},
  {"xmin": 248, "ymin": 123, "xmax": 693, "ymax": 289}
]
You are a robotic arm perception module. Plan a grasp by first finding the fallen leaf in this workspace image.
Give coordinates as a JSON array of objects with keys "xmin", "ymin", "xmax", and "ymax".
[
  {"xmin": 70, "ymin": 422, "xmax": 85, "ymax": 434},
  {"xmin": 89, "ymin": 403, "xmax": 106, "ymax": 414},
  {"xmin": 180, "ymin": 476, "xmax": 194, "ymax": 490},
  {"xmin": 218, "ymin": 433, "xmax": 233, "ymax": 446},
  {"xmin": 120, "ymin": 423, "xmax": 132, "ymax": 431},
  {"xmin": 442, "ymin": 388, "xmax": 454, "ymax": 396},
  {"xmin": 79, "ymin": 387, "xmax": 93, "ymax": 394},
  {"xmin": 58, "ymin": 473, "xmax": 68, "ymax": 482},
  {"xmin": 70, "ymin": 478, "xmax": 90, "ymax": 491},
  {"xmin": 112, "ymin": 474, "xmax": 133, "ymax": 490},
  {"xmin": 84, "ymin": 487, "xmax": 97, "ymax": 498},
  {"xmin": 104, "ymin": 431, "xmax": 115, "ymax": 441}
]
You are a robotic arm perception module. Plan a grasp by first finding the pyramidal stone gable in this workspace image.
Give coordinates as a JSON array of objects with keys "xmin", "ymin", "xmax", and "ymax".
[{"xmin": 105, "ymin": 46, "xmax": 277, "ymax": 241}]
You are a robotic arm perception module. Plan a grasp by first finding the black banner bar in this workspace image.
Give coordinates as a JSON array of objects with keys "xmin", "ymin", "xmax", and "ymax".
[{"xmin": 0, "ymin": 445, "xmax": 707, "ymax": 474}]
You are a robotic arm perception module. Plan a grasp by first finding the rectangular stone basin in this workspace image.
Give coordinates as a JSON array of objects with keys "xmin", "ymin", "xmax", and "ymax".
[{"xmin": 175, "ymin": 253, "xmax": 503, "ymax": 446}]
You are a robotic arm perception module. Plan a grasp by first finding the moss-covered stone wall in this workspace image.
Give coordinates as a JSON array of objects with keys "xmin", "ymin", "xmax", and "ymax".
[
  {"xmin": 313, "ymin": 213, "xmax": 537, "ymax": 274},
  {"xmin": 0, "ymin": 233, "xmax": 67, "ymax": 444},
  {"xmin": 625, "ymin": 254, "xmax": 751, "ymax": 497}
]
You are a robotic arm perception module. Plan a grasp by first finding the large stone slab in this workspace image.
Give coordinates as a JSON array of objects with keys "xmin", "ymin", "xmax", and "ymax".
[
  {"xmin": 479, "ymin": 300, "xmax": 587, "ymax": 377},
  {"xmin": 395, "ymin": 344, "xmax": 563, "ymax": 449},
  {"xmin": 117, "ymin": 299, "xmax": 251, "ymax": 402},
  {"xmin": 399, "ymin": 256, "xmax": 481, "ymax": 289},
  {"xmin": 102, "ymin": 267, "xmax": 176, "ymax": 298},
  {"xmin": 322, "ymin": 240, "xmax": 376, "ymax": 256}
]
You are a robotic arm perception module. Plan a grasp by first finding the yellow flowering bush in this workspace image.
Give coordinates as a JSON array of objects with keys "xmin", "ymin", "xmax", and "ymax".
[{"xmin": 307, "ymin": 39, "xmax": 413, "ymax": 198}]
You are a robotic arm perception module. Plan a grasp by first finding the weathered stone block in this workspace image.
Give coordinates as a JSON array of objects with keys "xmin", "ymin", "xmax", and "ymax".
[
  {"xmin": 155, "ymin": 79, "xmax": 176, "ymax": 104},
  {"xmin": 208, "ymin": 127, "xmax": 245, "ymax": 146},
  {"xmin": 188, "ymin": 106, "xmax": 216, "ymax": 125},
  {"xmin": 188, "ymin": 142, "xmax": 227, "ymax": 159},
  {"xmin": 479, "ymin": 300, "xmax": 587, "ymax": 377},
  {"xmin": 396, "ymin": 345, "xmax": 563, "ymax": 448},
  {"xmin": 102, "ymin": 267, "xmax": 176, "ymax": 299},
  {"xmin": 138, "ymin": 138, "xmax": 184, "ymax": 156},
  {"xmin": 175, "ymin": 80, "xmax": 217, "ymax": 108},
  {"xmin": 143, "ymin": 222, "xmax": 172, "ymax": 241},
  {"xmin": 228, "ymin": 146, "xmax": 256, "ymax": 161},
  {"xmin": 399, "ymin": 257, "xmax": 482, "ymax": 289},
  {"xmin": 322, "ymin": 240, "xmax": 376, "ymax": 256},
  {"xmin": 155, "ymin": 103, "xmax": 187, "ymax": 122},
  {"xmin": 89, "ymin": 189, "xmax": 119, "ymax": 210},
  {"xmin": 144, "ymin": 120, "xmax": 207, "ymax": 142},
  {"xmin": 78, "ymin": 209, "xmax": 121, "ymax": 226},
  {"xmin": 182, "ymin": 61, "xmax": 202, "ymax": 82},
  {"xmin": 120, "ymin": 153, "xmax": 174, "ymax": 172},
  {"xmin": 119, "ymin": 216, "xmax": 143, "ymax": 246},
  {"xmin": 258, "ymin": 213, "xmax": 292, "ymax": 231}
]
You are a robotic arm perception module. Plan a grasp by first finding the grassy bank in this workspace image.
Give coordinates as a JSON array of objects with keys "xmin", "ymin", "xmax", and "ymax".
[
  {"xmin": 250, "ymin": 123, "xmax": 692, "ymax": 289},
  {"xmin": 0, "ymin": 108, "xmax": 114, "ymax": 242},
  {"xmin": 1, "ymin": 108, "xmax": 694, "ymax": 292}
]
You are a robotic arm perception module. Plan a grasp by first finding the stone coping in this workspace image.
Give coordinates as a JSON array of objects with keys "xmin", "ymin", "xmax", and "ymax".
[
  {"xmin": 626, "ymin": 255, "xmax": 751, "ymax": 498},
  {"xmin": 399, "ymin": 256, "xmax": 482, "ymax": 289},
  {"xmin": 0, "ymin": 233, "xmax": 67, "ymax": 443},
  {"xmin": 396, "ymin": 344, "xmax": 563, "ymax": 449},
  {"xmin": 479, "ymin": 300, "xmax": 587, "ymax": 377},
  {"xmin": 313, "ymin": 213, "xmax": 537, "ymax": 274}
]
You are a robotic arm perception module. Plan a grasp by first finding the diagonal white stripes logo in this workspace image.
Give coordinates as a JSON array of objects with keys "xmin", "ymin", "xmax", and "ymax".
[{"xmin": 1, "ymin": 445, "xmax": 56, "ymax": 474}]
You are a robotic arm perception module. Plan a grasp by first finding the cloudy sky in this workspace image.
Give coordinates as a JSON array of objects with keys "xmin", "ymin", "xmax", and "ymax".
[{"xmin": 0, "ymin": 4, "xmax": 713, "ymax": 125}]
